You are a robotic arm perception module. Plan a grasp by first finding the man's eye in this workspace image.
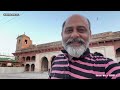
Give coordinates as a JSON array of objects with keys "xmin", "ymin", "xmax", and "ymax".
[
  {"xmin": 77, "ymin": 28, "xmax": 87, "ymax": 33},
  {"xmin": 65, "ymin": 29, "xmax": 73, "ymax": 33}
]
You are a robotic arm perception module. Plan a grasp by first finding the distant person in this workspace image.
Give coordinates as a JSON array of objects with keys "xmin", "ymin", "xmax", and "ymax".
[{"xmin": 49, "ymin": 14, "xmax": 120, "ymax": 79}]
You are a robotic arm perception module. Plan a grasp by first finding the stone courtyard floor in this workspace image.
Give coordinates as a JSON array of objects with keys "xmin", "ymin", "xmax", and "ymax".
[{"xmin": 0, "ymin": 72, "xmax": 49, "ymax": 79}]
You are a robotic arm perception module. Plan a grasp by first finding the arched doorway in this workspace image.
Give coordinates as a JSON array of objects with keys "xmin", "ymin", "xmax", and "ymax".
[
  {"xmin": 31, "ymin": 56, "xmax": 35, "ymax": 62},
  {"xmin": 2, "ymin": 63, "xmax": 7, "ymax": 67},
  {"xmin": 41, "ymin": 57, "xmax": 48, "ymax": 72},
  {"xmin": 116, "ymin": 48, "xmax": 120, "ymax": 62},
  {"xmin": 26, "ymin": 56, "xmax": 30, "ymax": 62},
  {"xmin": 25, "ymin": 64, "xmax": 30, "ymax": 71},
  {"xmin": 31, "ymin": 64, "xmax": 35, "ymax": 71},
  {"xmin": 22, "ymin": 64, "xmax": 24, "ymax": 67},
  {"xmin": 22, "ymin": 57, "xmax": 25, "ymax": 62}
]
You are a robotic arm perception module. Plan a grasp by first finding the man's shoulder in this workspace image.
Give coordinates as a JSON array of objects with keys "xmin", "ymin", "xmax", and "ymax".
[
  {"xmin": 57, "ymin": 53, "xmax": 65, "ymax": 57},
  {"xmin": 53, "ymin": 53, "xmax": 66, "ymax": 60},
  {"xmin": 89, "ymin": 52, "xmax": 114, "ymax": 63}
]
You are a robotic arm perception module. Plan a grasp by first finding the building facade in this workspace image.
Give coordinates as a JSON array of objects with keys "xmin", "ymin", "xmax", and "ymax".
[
  {"xmin": 0, "ymin": 55, "xmax": 22, "ymax": 67},
  {"xmin": 12, "ymin": 31, "xmax": 120, "ymax": 72}
]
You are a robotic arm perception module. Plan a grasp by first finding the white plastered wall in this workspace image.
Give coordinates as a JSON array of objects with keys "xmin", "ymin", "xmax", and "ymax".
[
  {"xmin": 35, "ymin": 51, "xmax": 62, "ymax": 72},
  {"xmin": 90, "ymin": 46, "xmax": 117, "ymax": 62}
]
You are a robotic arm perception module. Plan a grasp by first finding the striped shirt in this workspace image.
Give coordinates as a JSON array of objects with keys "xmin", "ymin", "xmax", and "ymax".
[{"xmin": 49, "ymin": 48, "xmax": 120, "ymax": 79}]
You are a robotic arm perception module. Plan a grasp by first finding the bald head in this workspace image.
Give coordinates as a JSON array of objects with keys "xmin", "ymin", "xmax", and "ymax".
[
  {"xmin": 62, "ymin": 14, "xmax": 91, "ymax": 32},
  {"xmin": 66, "ymin": 14, "xmax": 88, "ymax": 25}
]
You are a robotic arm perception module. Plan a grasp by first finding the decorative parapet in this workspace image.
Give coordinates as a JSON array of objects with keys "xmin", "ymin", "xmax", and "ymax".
[{"xmin": 91, "ymin": 31, "xmax": 120, "ymax": 43}]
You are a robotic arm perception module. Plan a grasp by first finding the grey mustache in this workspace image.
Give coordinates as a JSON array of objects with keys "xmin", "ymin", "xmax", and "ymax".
[{"xmin": 66, "ymin": 38, "xmax": 85, "ymax": 45}]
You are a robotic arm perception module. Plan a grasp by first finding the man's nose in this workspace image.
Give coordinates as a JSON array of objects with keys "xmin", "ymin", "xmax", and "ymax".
[{"xmin": 70, "ymin": 30, "xmax": 79, "ymax": 38}]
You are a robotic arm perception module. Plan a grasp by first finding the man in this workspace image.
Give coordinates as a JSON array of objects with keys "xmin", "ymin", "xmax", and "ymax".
[{"xmin": 49, "ymin": 14, "xmax": 120, "ymax": 79}]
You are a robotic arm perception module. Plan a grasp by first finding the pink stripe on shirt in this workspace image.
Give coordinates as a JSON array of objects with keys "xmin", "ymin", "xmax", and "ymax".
[{"xmin": 70, "ymin": 64, "xmax": 104, "ymax": 75}]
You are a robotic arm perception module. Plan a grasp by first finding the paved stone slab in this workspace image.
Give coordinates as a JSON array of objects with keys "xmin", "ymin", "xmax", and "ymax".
[{"xmin": 0, "ymin": 72, "xmax": 49, "ymax": 79}]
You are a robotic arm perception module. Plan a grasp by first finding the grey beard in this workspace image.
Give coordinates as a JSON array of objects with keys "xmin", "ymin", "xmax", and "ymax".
[{"xmin": 62, "ymin": 39, "xmax": 89, "ymax": 58}]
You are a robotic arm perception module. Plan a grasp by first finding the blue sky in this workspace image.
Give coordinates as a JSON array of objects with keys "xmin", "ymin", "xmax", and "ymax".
[{"xmin": 0, "ymin": 11, "xmax": 120, "ymax": 56}]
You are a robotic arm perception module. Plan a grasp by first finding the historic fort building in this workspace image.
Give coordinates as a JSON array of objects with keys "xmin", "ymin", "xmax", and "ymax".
[{"xmin": 12, "ymin": 31, "xmax": 120, "ymax": 72}]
